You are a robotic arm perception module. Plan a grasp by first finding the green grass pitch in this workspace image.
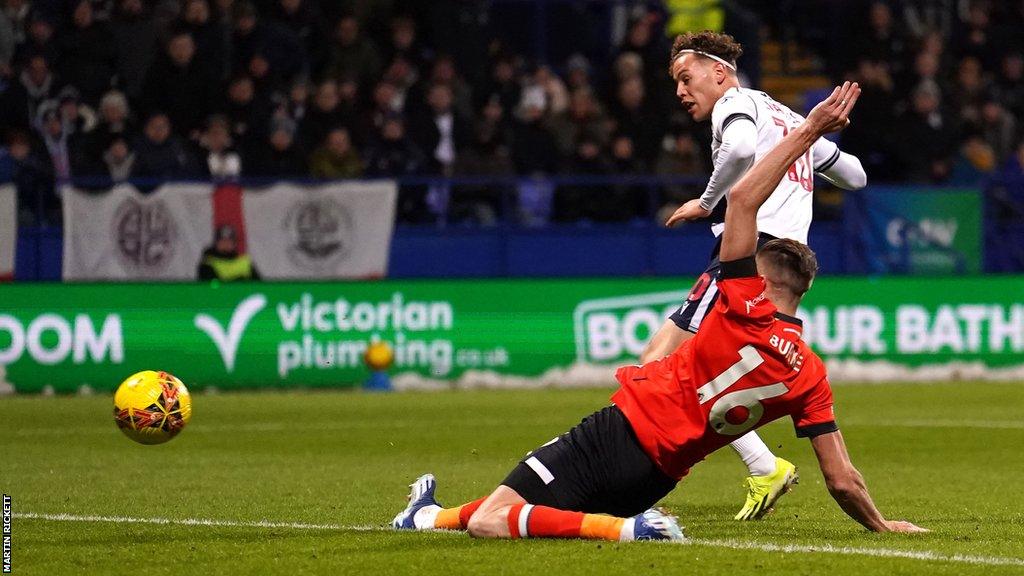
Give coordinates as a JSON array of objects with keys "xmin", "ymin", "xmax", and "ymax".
[{"xmin": 2, "ymin": 382, "xmax": 1023, "ymax": 575}]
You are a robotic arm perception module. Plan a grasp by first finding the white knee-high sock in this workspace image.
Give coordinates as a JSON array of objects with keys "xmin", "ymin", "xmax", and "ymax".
[{"xmin": 730, "ymin": 431, "xmax": 776, "ymax": 476}]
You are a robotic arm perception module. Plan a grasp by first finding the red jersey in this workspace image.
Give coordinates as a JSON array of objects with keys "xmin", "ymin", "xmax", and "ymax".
[{"xmin": 611, "ymin": 257, "xmax": 837, "ymax": 480}]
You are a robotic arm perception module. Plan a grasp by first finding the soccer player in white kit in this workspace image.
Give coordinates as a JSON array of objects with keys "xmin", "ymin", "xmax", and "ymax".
[{"xmin": 644, "ymin": 31, "xmax": 868, "ymax": 520}]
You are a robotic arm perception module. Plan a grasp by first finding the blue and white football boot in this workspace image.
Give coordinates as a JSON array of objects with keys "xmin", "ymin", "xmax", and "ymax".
[
  {"xmin": 391, "ymin": 473, "xmax": 443, "ymax": 530},
  {"xmin": 630, "ymin": 508, "xmax": 686, "ymax": 542}
]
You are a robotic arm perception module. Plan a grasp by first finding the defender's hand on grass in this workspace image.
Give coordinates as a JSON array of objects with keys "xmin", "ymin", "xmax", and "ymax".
[
  {"xmin": 803, "ymin": 81, "xmax": 861, "ymax": 137},
  {"xmin": 884, "ymin": 520, "xmax": 930, "ymax": 533},
  {"xmin": 665, "ymin": 198, "xmax": 711, "ymax": 227}
]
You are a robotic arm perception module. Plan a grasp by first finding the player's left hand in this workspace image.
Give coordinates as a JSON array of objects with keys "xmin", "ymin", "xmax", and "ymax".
[
  {"xmin": 665, "ymin": 198, "xmax": 711, "ymax": 227},
  {"xmin": 804, "ymin": 81, "xmax": 861, "ymax": 137},
  {"xmin": 884, "ymin": 520, "xmax": 930, "ymax": 533}
]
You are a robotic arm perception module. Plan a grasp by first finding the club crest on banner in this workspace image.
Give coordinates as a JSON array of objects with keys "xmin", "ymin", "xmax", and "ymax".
[
  {"xmin": 112, "ymin": 197, "xmax": 179, "ymax": 274},
  {"xmin": 283, "ymin": 198, "xmax": 353, "ymax": 271},
  {"xmin": 63, "ymin": 181, "xmax": 396, "ymax": 280}
]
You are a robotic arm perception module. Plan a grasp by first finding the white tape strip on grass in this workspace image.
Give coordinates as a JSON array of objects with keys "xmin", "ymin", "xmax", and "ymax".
[
  {"xmin": 14, "ymin": 512, "xmax": 376, "ymax": 532},
  {"xmin": 15, "ymin": 512, "xmax": 1024, "ymax": 567}
]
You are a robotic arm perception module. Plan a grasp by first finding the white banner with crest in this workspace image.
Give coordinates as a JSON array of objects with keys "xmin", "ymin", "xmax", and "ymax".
[
  {"xmin": 62, "ymin": 183, "xmax": 214, "ymax": 280},
  {"xmin": 62, "ymin": 181, "xmax": 397, "ymax": 280},
  {"xmin": 242, "ymin": 181, "xmax": 397, "ymax": 279}
]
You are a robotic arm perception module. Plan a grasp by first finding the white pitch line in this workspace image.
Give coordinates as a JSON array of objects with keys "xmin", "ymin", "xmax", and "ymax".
[
  {"xmin": 843, "ymin": 419, "xmax": 1024, "ymax": 430},
  {"xmin": 15, "ymin": 512, "xmax": 1024, "ymax": 568},
  {"xmin": 689, "ymin": 538, "xmax": 1024, "ymax": 568}
]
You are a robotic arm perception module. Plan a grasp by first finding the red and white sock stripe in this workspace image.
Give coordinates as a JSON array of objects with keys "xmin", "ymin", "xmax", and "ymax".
[{"xmin": 508, "ymin": 504, "xmax": 534, "ymax": 538}]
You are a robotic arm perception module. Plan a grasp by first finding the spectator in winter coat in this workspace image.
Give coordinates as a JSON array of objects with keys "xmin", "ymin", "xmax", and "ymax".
[
  {"xmin": 894, "ymin": 82, "xmax": 959, "ymax": 183},
  {"xmin": 222, "ymin": 74, "xmax": 273, "ymax": 153},
  {"xmin": 100, "ymin": 135, "xmax": 135, "ymax": 181},
  {"xmin": 231, "ymin": 1, "xmax": 304, "ymax": 90},
  {"xmin": 86, "ymin": 89, "xmax": 133, "ymax": 162},
  {"xmin": 133, "ymin": 112, "xmax": 199, "ymax": 178},
  {"xmin": 268, "ymin": 0, "xmax": 328, "ymax": 78},
  {"xmin": 364, "ymin": 114, "xmax": 425, "ymax": 177},
  {"xmin": 18, "ymin": 53, "xmax": 57, "ymax": 121},
  {"xmin": 35, "ymin": 100, "xmax": 72, "ymax": 181},
  {"xmin": 197, "ymin": 114, "xmax": 242, "ymax": 179},
  {"xmin": 109, "ymin": 0, "xmax": 157, "ymax": 100},
  {"xmin": 308, "ymin": 127, "xmax": 362, "ymax": 179},
  {"xmin": 177, "ymin": 0, "xmax": 229, "ymax": 82},
  {"xmin": 409, "ymin": 83, "xmax": 469, "ymax": 176},
  {"xmin": 12, "ymin": 10, "xmax": 58, "ymax": 69},
  {"xmin": 4, "ymin": 128, "xmax": 58, "ymax": 224},
  {"xmin": 324, "ymin": 14, "xmax": 381, "ymax": 88},
  {"xmin": 140, "ymin": 31, "xmax": 219, "ymax": 137},
  {"xmin": 245, "ymin": 115, "xmax": 305, "ymax": 176},
  {"xmin": 55, "ymin": 0, "xmax": 117, "ymax": 104}
]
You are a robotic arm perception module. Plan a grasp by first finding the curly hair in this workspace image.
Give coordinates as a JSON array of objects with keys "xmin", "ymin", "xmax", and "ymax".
[
  {"xmin": 758, "ymin": 238, "xmax": 819, "ymax": 296},
  {"xmin": 669, "ymin": 31, "xmax": 744, "ymax": 72}
]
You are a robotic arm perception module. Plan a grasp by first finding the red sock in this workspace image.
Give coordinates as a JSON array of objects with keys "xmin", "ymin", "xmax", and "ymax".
[
  {"xmin": 507, "ymin": 505, "xmax": 626, "ymax": 540},
  {"xmin": 457, "ymin": 497, "xmax": 486, "ymax": 528}
]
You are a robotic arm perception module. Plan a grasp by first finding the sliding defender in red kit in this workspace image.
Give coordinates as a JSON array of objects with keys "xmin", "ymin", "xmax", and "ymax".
[{"xmin": 391, "ymin": 82, "xmax": 926, "ymax": 541}]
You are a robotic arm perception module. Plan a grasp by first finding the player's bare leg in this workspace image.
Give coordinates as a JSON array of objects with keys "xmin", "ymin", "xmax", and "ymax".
[
  {"xmin": 463, "ymin": 485, "xmax": 526, "ymax": 538},
  {"xmin": 640, "ymin": 317, "xmax": 795, "ymax": 520},
  {"xmin": 466, "ymin": 485, "xmax": 683, "ymax": 542}
]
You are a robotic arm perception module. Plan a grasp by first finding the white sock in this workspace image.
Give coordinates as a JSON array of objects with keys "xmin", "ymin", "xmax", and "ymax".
[
  {"xmin": 730, "ymin": 432, "xmax": 776, "ymax": 477},
  {"xmin": 619, "ymin": 517, "xmax": 636, "ymax": 542},
  {"xmin": 412, "ymin": 505, "xmax": 442, "ymax": 530}
]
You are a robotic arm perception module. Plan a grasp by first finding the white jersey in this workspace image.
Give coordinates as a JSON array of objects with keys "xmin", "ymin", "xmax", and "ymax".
[{"xmin": 709, "ymin": 87, "xmax": 841, "ymax": 244}]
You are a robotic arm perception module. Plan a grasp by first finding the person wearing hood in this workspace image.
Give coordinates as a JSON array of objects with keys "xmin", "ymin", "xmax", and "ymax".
[
  {"xmin": 197, "ymin": 224, "xmax": 260, "ymax": 281},
  {"xmin": 35, "ymin": 99, "xmax": 71, "ymax": 182}
]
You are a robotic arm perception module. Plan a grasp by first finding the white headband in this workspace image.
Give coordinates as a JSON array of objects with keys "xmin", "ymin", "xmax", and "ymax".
[{"xmin": 675, "ymin": 49, "xmax": 737, "ymax": 71}]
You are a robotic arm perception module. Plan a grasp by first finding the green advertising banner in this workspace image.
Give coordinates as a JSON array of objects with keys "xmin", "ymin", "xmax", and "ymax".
[{"xmin": 1, "ymin": 276, "xmax": 1022, "ymax": 393}]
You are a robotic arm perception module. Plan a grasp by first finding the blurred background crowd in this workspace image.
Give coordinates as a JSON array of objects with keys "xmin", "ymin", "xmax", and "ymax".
[{"xmin": 0, "ymin": 0, "xmax": 1022, "ymax": 226}]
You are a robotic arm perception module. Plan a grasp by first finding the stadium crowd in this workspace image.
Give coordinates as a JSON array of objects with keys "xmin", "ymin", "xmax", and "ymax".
[{"xmin": 0, "ymin": 0, "xmax": 1021, "ymax": 225}]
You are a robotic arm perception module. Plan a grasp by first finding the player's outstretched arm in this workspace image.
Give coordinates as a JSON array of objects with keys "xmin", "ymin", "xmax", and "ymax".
[
  {"xmin": 809, "ymin": 431, "xmax": 927, "ymax": 533},
  {"xmin": 665, "ymin": 118, "xmax": 757, "ymax": 227},
  {"xmin": 718, "ymin": 82, "xmax": 861, "ymax": 262},
  {"xmin": 812, "ymin": 138, "xmax": 867, "ymax": 190}
]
